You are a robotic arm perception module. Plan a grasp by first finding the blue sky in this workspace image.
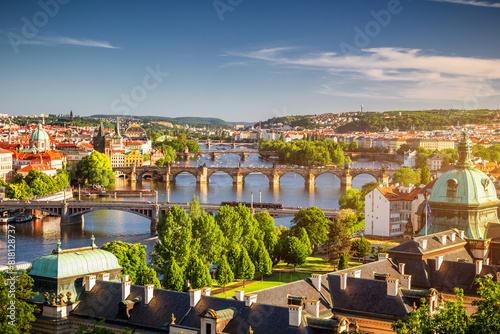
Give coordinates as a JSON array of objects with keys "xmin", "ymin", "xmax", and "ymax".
[{"xmin": 1, "ymin": 0, "xmax": 500, "ymax": 122}]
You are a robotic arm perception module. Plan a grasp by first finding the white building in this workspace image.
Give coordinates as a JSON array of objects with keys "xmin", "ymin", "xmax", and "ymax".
[
  {"xmin": 403, "ymin": 150, "xmax": 418, "ymax": 168},
  {"xmin": 365, "ymin": 184, "xmax": 424, "ymax": 237}
]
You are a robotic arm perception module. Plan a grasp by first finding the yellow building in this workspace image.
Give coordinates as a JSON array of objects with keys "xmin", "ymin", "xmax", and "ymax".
[{"xmin": 125, "ymin": 149, "xmax": 143, "ymax": 167}]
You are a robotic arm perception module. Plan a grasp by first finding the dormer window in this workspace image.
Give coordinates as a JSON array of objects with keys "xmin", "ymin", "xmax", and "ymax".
[
  {"xmin": 481, "ymin": 178, "xmax": 490, "ymax": 192},
  {"xmin": 446, "ymin": 178, "xmax": 458, "ymax": 197}
]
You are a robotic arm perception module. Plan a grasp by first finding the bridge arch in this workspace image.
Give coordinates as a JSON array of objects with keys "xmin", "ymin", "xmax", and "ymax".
[
  {"xmin": 207, "ymin": 170, "xmax": 235, "ymax": 183},
  {"xmin": 278, "ymin": 172, "xmax": 306, "ymax": 185},
  {"xmin": 137, "ymin": 169, "xmax": 163, "ymax": 182},
  {"xmin": 171, "ymin": 170, "xmax": 197, "ymax": 183},
  {"xmin": 241, "ymin": 171, "xmax": 271, "ymax": 184},
  {"xmin": 351, "ymin": 172, "xmax": 379, "ymax": 183},
  {"xmin": 68, "ymin": 207, "xmax": 152, "ymax": 220}
]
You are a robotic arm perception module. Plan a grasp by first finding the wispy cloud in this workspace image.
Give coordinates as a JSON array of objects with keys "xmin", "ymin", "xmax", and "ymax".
[
  {"xmin": 47, "ymin": 37, "xmax": 119, "ymax": 48},
  {"xmin": 225, "ymin": 46, "xmax": 500, "ymax": 102},
  {"xmin": 429, "ymin": 0, "xmax": 500, "ymax": 8},
  {"xmin": 0, "ymin": 31, "xmax": 119, "ymax": 49}
]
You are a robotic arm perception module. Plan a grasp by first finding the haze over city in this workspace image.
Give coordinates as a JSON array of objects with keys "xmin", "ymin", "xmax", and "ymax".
[{"xmin": 1, "ymin": 0, "xmax": 500, "ymax": 121}]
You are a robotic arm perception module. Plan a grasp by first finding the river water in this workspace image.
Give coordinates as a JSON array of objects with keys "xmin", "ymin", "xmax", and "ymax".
[{"xmin": 1, "ymin": 150, "xmax": 400, "ymax": 263}]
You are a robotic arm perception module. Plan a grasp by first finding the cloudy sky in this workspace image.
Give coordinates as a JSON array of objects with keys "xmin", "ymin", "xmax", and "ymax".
[{"xmin": 1, "ymin": 0, "xmax": 499, "ymax": 122}]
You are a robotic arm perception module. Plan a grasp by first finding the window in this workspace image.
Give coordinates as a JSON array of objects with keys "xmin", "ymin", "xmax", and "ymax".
[
  {"xmin": 206, "ymin": 323, "xmax": 212, "ymax": 334},
  {"xmin": 446, "ymin": 179, "xmax": 458, "ymax": 197}
]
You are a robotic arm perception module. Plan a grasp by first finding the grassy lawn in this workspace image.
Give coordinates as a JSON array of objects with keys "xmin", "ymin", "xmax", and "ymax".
[
  {"xmin": 274, "ymin": 255, "xmax": 334, "ymax": 272},
  {"xmin": 213, "ymin": 271, "xmax": 315, "ymax": 298}
]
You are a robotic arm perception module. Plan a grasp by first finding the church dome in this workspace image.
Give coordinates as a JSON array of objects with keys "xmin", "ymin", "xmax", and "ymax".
[
  {"xmin": 429, "ymin": 130, "xmax": 499, "ymax": 205},
  {"xmin": 30, "ymin": 123, "xmax": 50, "ymax": 142}
]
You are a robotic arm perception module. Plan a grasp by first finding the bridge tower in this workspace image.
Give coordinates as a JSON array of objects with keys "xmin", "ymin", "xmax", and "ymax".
[{"xmin": 340, "ymin": 164, "xmax": 352, "ymax": 191}]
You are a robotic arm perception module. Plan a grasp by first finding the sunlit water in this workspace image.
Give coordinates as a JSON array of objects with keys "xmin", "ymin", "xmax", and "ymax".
[{"xmin": 1, "ymin": 151, "xmax": 400, "ymax": 263}]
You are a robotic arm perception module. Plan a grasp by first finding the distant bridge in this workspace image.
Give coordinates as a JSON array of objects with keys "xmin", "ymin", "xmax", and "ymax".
[
  {"xmin": 0, "ymin": 200, "xmax": 339, "ymax": 232},
  {"xmin": 197, "ymin": 139, "xmax": 258, "ymax": 150},
  {"xmin": 176, "ymin": 150, "xmax": 276, "ymax": 161},
  {"xmin": 114, "ymin": 165, "xmax": 397, "ymax": 190}
]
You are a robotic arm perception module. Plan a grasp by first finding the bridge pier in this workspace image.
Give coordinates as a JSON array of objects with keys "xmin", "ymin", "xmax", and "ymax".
[
  {"xmin": 270, "ymin": 173, "xmax": 280, "ymax": 187},
  {"xmin": 340, "ymin": 173, "xmax": 352, "ymax": 191},
  {"xmin": 305, "ymin": 173, "xmax": 315, "ymax": 188},
  {"xmin": 61, "ymin": 214, "xmax": 84, "ymax": 226},
  {"xmin": 197, "ymin": 166, "xmax": 208, "ymax": 184},
  {"xmin": 210, "ymin": 152, "xmax": 216, "ymax": 161},
  {"xmin": 240, "ymin": 153, "xmax": 246, "ymax": 162},
  {"xmin": 233, "ymin": 173, "xmax": 244, "ymax": 185},
  {"xmin": 151, "ymin": 205, "xmax": 160, "ymax": 233}
]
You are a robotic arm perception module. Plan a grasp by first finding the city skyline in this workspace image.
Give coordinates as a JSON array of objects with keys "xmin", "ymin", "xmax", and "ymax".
[{"xmin": 1, "ymin": 0, "xmax": 500, "ymax": 122}]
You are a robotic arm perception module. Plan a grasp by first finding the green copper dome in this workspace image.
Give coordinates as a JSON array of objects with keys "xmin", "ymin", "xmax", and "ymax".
[
  {"xmin": 30, "ymin": 123, "xmax": 50, "ymax": 141},
  {"xmin": 29, "ymin": 247, "xmax": 122, "ymax": 279},
  {"xmin": 429, "ymin": 129, "xmax": 499, "ymax": 205}
]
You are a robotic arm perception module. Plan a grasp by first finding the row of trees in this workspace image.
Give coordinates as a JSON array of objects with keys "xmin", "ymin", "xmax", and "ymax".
[
  {"xmin": 2, "ymin": 169, "xmax": 69, "ymax": 200},
  {"xmin": 259, "ymin": 138, "xmax": 350, "ymax": 166}
]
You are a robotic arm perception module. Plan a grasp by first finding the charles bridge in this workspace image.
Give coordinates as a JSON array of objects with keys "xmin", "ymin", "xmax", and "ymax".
[
  {"xmin": 176, "ymin": 150, "xmax": 275, "ymax": 161},
  {"xmin": 114, "ymin": 164, "xmax": 398, "ymax": 190},
  {"xmin": 197, "ymin": 139, "xmax": 258, "ymax": 150}
]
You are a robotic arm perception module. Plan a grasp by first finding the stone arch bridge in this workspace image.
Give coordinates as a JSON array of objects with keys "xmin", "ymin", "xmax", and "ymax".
[
  {"xmin": 176, "ymin": 151, "xmax": 276, "ymax": 161},
  {"xmin": 115, "ymin": 165, "xmax": 398, "ymax": 190}
]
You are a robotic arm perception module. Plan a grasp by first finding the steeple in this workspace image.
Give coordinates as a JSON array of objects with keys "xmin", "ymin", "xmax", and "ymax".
[
  {"xmin": 114, "ymin": 117, "xmax": 122, "ymax": 138},
  {"xmin": 455, "ymin": 128, "xmax": 474, "ymax": 169},
  {"xmin": 97, "ymin": 122, "xmax": 106, "ymax": 137}
]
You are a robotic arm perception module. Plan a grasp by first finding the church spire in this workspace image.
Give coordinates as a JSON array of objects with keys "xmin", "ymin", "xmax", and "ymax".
[
  {"xmin": 114, "ymin": 117, "xmax": 122, "ymax": 138},
  {"xmin": 456, "ymin": 128, "xmax": 474, "ymax": 169},
  {"xmin": 97, "ymin": 122, "xmax": 106, "ymax": 137}
]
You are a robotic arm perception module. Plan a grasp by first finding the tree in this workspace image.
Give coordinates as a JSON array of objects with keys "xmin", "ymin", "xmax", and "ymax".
[
  {"xmin": 393, "ymin": 167, "xmax": 419, "ymax": 186},
  {"xmin": 396, "ymin": 144, "xmax": 411, "ymax": 155},
  {"xmin": 254, "ymin": 241, "xmax": 273, "ymax": 281},
  {"xmin": 339, "ymin": 188, "xmax": 364, "ymax": 211},
  {"xmin": 291, "ymin": 207, "xmax": 331, "ymax": 248},
  {"xmin": 162, "ymin": 145, "xmax": 177, "ymax": 163},
  {"xmin": 161, "ymin": 257, "xmax": 185, "ymax": 291},
  {"xmin": 254, "ymin": 211, "xmax": 278, "ymax": 258},
  {"xmin": 361, "ymin": 181, "xmax": 381, "ymax": 197},
  {"xmin": 215, "ymin": 205, "xmax": 243, "ymax": 248},
  {"xmin": 351, "ymin": 236, "xmax": 372, "ymax": 260},
  {"xmin": 469, "ymin": 278, "xmax": 500, "ymax": 334},
  {"xmin": 296, "ymin": 227, "xmax": 312, "ymax": 256},
  {"xmin": 214, "ymin": 255, "xmax": 234, "ymax": 289},
  {"xmin": 226, "ymin": 244, "xmax": 242, "ymax": 274},
  {"xmin": 151, "ymin": 206, "xmax": 192, "ymax": 270},
  {"xmin": 76, "ymin": 320, "xmax": 132, "ymax": 334},
  {"xmin": 338, "ymin": 252, "xmax": 349, "ymax": 270},
  {"xmin": 0, "ymin": 271, "xmax": 39, "ymax": 333},
  {"xmin": 74, "ymin": 151, "xmax": 115, "ymax": 188},
  {"xmin": 191, "ymin": 212, "xmax": 224, "ymax": 264},
  {"xmin": 189, "ymin": 194, "xmax": 201, "ymax": 220},
  {"xmin": 282, "ymin": 236, "xmax": 309, "ymax": 270},
  {"xmin": 101, "ymin": 241, "xmax": 161, "ymax": 288},
  {"xmin": 142, "ymin": 153, "xmax": 151, "ymax": 162},
  {"xmin": 420, "ymin": 165, "xmax": 430, "ymax": 185},
  {"xmin": 185, "ymin": 256, "xmax": 212, "ymax": 290},
  {"xmin": 327, "ymin": 219, "xmax": 352, "ymax": 260},
  {"xmin": 235, "ymin": 248, "xmax": 255, "ymax": 287}
]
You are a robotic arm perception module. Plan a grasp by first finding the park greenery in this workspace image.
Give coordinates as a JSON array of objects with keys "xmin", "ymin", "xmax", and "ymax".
[
  {"xmin": 259, "ymin": 138, "xmax": 350, "ymax": 166},
  {"xmin": 0, "ymin": 271, "xmax": 39, "ymax": 333},
  {"xmin": 151, "ymin": 133, "xmax": 200, "ymax": 153},
  {"xmin": 72, "ymin": 151, "xmax": 115, "ymax": 188},
  {"xmin": 100, "ymin": 241, "xmax": 161, "ymax": 288},
  {"xmin": 336, "ymin": 109, "xmax": 499, "ymax": 133},
  {"xmin": 392, "ymin": 279, "xmax": 500, "ymax": 334},
  {"xmin": 2, "ymin": 169, "xmax": 69, "ymax": 200}
]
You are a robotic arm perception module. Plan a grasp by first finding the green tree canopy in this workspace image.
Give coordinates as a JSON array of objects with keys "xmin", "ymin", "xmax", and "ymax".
[
  {"xmin": 0, "ymin": 271, "xmax": 39, "ymax": 333},
  {"xmin": 351, "ymin": 236, "xmax": 372, "ymax": 259},
  {"xmin": 254, "ymin": 211, "xmax": 278, "ymax": 259},
  {"xmin": 327, "ymin": 219, "xmax": 352, "ymax": 260},
  {"xmin": 101, "ymin": 241, "xmax": 160, "ymax": 288},
  {"xmin": 420, "ymin": 165, "xmax": 430, "ymax": 185},
  {"xmin": 186, "ymin": 256, "xmax": 212, "ymax": 290},
  {"xmin": 74, "ymin": 151, "xmax": 115, "ymax": 188},
  {"xmin": 254, "ymin": 241, "xmax": 273, "ymax": 281},
  {"xmin": 296, "ymin": 227, "xmax": 312, "ymax": 256},
  {"xmin": 282, "ymin": 236, "xmax": 309, "ymax": 269},
  {"xmin": 161, "ymin": 257, "xmax": 185, "ymax": 291},
  {"xmin": 214, "ymin": 255, "xmax": 234, "ymax": 288},
  {"xmin": 290, "ymin": 207, "xmax": 331, "ymax": 247},
  {"xmin": 339, "ymin": 188, "xmax": 364, "ymax": 211},
  {"xmin": 338, "ymin": 252, "xmax": 350, "ymax": 270},
  {"xmin": 393, "ymin": 167, "xmax": 420, "ymax": 186},
  {"xmin": 234, "ymin": 248, "xmax": 255, "ymax": 285}
]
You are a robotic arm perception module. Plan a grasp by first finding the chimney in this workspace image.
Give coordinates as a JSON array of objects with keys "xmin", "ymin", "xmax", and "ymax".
[
  {"xmin": 84, "ymin": 275, "xmax": 96, "ymax": 292},
  {"xmin": 419, "ymin": 239, "xmax": 427, "ymax": 250},
  {"xmin": 306, "ymin": 300, "xmax": 320, "ymax": 318},
  {"xmin": 483, "ymin": 258, "xmax": 490, "ymax": 265},
  {"xmin": 458, "ymin": 230, "xmax": 465, "ymax": 239},
  {"xmin": 496, "ymin": 271, "xmax": 500, "ymax": 282},
  {"xmin": 190, "ymin": 289, "xmax": 202, "ymax": 307},
  {"xmin": 435, "ymin": 256, "xmax": 444, "ymax": 271},
  {"xmin": 310, "ymin": 274, "xmax": 321, "ymax": 292},
  {"xmin": 398, "ymin": 263, "xmax": 405, "ymax": 275},
  {"xmin": 244, "ymin": 294, "xmax": 257, "ymax": 307},
  {"xmin": 350, "ymin": 269, "xmax": 361, "ymax": 278},
  {"xmin": 439, "ymin": 235, "xmax": 447, "ymax": 245},
  {"xmin": 400, "ymin": 275, "xmax": 412, "ymax": 289},
  {"xmin": 387, "ymin": 278, "xmax": 399, "ymax": 296},
  {"xmin": 340, "ymin": 272, "xmax": 347, "ymax": 290},
  {"xmin": 97, "ymin": 273, "xmax": 109, "ymax": 281},
  {"xmin": 449, "ymin": 232, "xmax": 456, "ymax": 242},
  {"xmin": 201, "ymin": 287, "xmax": 211, "ymax": 297},
  {"xmin": 235, "ymin": 290, "xmax": 245, "ymax": 302},
  {"xmin": 122, "ymin": 280, "xmax": 131, "ymax": 300},
  {"xmin": 476, "ymin": 260, "xmax": 483, "ymax": 275},
  {"xmin": 122, "ymin": 274, "xmax": 130, "ymax": 283},
  {"xmin": 288, "ymin": 305, "xmax": 302, "ymax": 327},
  {"xmin": 144, "ymin": 284, "xmax": 154, "ymax": 305},
  {"xmin": 378, "ymin": 253, "xmax": 389, "ymax": 261}
]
